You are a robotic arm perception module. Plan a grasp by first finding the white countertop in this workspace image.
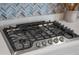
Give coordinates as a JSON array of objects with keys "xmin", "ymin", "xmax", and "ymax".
[{"xmin": 0, "ymin": 14, "xmax": 79, "ymax": 55}]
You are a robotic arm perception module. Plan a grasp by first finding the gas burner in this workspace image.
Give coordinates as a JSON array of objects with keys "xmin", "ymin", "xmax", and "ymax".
[{"xmin": 0, "ymin": 20, "xmax": 79, "ymax": 55}]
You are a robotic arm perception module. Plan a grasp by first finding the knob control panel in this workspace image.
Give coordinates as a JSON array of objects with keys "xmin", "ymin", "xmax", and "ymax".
[{"xmin": 35, "ymin": 36, "xmax": 64, "ymax": 48}]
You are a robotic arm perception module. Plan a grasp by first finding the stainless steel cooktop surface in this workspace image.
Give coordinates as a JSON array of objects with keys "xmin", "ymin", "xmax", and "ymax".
[{"xmin": 0, "ymin": 20, "xmax": 79, "ymax": 55}]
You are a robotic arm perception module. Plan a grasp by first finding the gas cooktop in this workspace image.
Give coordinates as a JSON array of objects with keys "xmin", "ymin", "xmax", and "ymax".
[{"xmin": 0, "ymin": 20, "xmax": 79, "ymax": 55}]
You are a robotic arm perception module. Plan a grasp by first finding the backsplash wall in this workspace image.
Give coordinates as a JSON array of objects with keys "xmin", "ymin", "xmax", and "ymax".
[{"xmin": 0, "ymin": 3, "xmax": 64, "ymax": 20}]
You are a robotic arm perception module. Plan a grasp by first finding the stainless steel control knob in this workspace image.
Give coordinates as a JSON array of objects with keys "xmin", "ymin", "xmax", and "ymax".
[
  {"xmin": 53, "ymin": 37, "xmax": 59, "ymax": 43},
  {"xmin": 36, "ymin": 42, "xmax": 41, "ymax": 48},
  {"xmin": 59, "ymin": 36, "xmax": 64, "ymax": 42},
  {"xmin": 48, "ymin": 39, "xmax": 53, "ymax": 44},
  {"xmin": 42, "ymin": 41, "xmax": 47, "ymax": 46}
]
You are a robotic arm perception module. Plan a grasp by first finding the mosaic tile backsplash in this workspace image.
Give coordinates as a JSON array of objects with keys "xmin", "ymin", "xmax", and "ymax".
[{"xmin": 0, "ymin": 3, "xmax": 64, "ymax": 20}]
